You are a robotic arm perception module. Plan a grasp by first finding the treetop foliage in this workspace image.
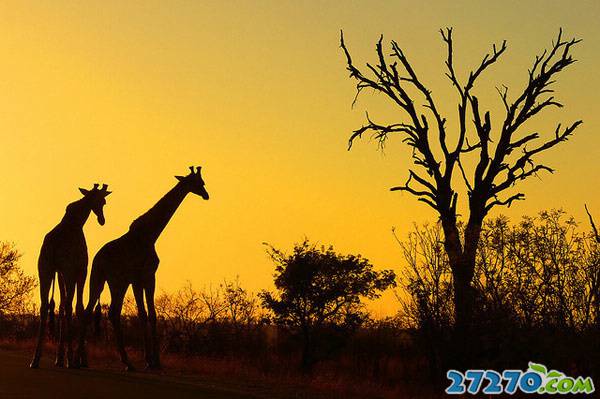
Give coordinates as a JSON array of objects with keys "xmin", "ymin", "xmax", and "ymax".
[{"xmin": 260, "ymin": 240, "xmax": 396, "ymax": 328}]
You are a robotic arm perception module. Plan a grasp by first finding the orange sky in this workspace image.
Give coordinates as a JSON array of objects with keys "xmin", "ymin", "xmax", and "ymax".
[{"xmin": 1, "ymin": 1, "xmax": 599, "ymax": 316}]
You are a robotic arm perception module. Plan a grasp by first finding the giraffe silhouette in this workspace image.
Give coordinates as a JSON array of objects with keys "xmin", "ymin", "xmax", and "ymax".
[
  {"xmin": 76, "ymin": 166, "xmax": 209, "ymax": 370},
  {"xmin": 30, "ymin": 184, "xmax": 111, "ymax": 369}
]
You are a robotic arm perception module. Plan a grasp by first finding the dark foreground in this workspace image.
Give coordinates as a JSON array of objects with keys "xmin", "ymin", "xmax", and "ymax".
[{"xmin": 0, "ymin": 349, "xmax": 259, "ymax": 399}]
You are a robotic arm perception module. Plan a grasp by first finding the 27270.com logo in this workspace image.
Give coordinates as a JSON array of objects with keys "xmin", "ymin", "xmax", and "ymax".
[{"xmin": 446, "ymin": 362, "xmax": 595, "ymax": 395}]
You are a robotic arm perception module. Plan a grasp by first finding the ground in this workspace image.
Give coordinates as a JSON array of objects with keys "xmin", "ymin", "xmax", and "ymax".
[{"xmin": 0, "ymin": 348, "xmax": 264, "ymax": 399}]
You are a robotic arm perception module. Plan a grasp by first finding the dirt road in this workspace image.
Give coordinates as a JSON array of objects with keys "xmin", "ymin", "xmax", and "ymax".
[{"xmin": 0, "ymin": 349, "xmax": 259, "ymax": 399}]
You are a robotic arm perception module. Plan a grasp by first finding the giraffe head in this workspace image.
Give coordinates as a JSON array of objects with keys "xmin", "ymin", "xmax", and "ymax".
[
  {"xmin": 176, "ymin": 166, "xmax": 209, "ymax": 200},
  {"xmin": 79, "ymin": 183, "xmax": 112, "ymax": 225}
]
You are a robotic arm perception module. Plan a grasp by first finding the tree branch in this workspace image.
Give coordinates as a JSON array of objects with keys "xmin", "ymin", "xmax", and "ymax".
[
  {"xmin": 485, "ymin": 192, "xmax": 525, "ymax": 212},
  {"xmin": 348, "ymin": 112, "xmax": 418, "ymax": 150},
  {"xmin": 482, "ymin": 29, "xmax": 582, "ymax": 211},
  {"xmin": 340, "ymin": 30, "xmax": 444, "ymax": 191},
  {"xmin": 390, "ymin": 171, "xmax": 438, "ymax": 211},
  {"xmin": 585, "ymin": 204, "xmax": 600, "ymax": 243}
]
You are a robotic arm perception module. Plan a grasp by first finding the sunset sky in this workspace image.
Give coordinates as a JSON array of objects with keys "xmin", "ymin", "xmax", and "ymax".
[{"xmin": 1, "ymin": 1, "xmax": 599, "ymax": 315}]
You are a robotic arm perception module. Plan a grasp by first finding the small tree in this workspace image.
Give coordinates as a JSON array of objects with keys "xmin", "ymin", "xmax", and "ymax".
[
  {"xmin": 341, "ymin": 28, "xmax": 582, "ymax": 351},
  {"xmin": 584, "ymin": 205, "xmax": 600, "ymax": 329},
  {"xmin": 222, "ymin": 277, "xmax": 260, "ymax": 327},
  {"xmin": 395, "ymin": 224, "xmax": 453, "ymax": 379},
  {"xmin": 260, "ymin": 239, "xmax": 396, "ymax": 370},
  {"xmin": 585, "ymin": 205, "xmax": 600, "ymax": 243},
  {"xmin": 0, "ymin": 242, "xmax": 36, "ymax": 317}
]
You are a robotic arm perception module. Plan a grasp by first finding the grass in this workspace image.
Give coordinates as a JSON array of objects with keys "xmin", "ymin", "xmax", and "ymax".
[{"xmin": 0, "ymin": 337, "xmax": 442, "ymax": 398}]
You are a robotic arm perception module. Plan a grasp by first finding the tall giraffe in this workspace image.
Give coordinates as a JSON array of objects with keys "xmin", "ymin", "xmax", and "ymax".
[
  {"xmin": 30, "ymin": 184, "xmax": 111, "ymax": 369},
  {"xmin": 76, "ymin": 166, "xmax": 209, "ymax": 370}
]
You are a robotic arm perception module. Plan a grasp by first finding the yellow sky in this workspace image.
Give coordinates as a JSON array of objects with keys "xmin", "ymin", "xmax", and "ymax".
[{"xmin": 1, "ymin": 1, "xmax": 599, "ymax": 316}]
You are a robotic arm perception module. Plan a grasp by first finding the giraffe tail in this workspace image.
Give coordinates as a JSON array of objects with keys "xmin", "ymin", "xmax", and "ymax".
[{"xmin": 47, "ymin": 274, "xmax": 57, "ymax": 340}]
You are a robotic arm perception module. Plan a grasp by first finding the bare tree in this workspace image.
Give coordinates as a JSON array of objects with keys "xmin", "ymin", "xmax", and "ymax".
[
  {"xmin": 201, "ymin": 284, "xmax": 227, "ymax": 323},
  {"xmin": 159, "ymin": 282, "xmax": 208, "ymax": 330},
  {"xmin": 222, "ymin": 277, "xmax": 259, "ymax": 327},
  {"xmin": 340, "ymin": 28, "xmax": 582, "ymax": 345},
  {"xmin": 394, "ymin": 224, "xmax": 453, "ymax": 332}
]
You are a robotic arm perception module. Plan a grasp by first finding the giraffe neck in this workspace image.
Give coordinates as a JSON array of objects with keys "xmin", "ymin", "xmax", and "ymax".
[
  {"xmin": 128, "ymin": 181, "xmax": 189, "ymax": 243},
  {"xmin": 60, "ymin": 198, "xmax": 92, "ymax": 229}
]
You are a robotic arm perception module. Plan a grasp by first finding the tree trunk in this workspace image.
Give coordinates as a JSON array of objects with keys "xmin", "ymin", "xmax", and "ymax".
[
  {"xmin": 441, "ymin": 212, "xmax": 483, "ymax": 367},
  {"xmin": 452, "ymin": 261, "xmax": 475, "ymax": 365},
  {"xmin": 300, "ymin": 325, "xmax": 314, "ymax": 373}
]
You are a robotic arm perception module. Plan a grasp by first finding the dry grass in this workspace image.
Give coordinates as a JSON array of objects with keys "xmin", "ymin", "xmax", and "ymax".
[{"xmin": 0, "ymin": 337, "xmax": 442, "ymax": 399}]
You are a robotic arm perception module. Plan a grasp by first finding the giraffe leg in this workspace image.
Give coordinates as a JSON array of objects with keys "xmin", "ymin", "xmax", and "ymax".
[
  {"xmin": 55, "ymin": 274, "xmax": 66, "ymax": 367},
  {"xmin": 132, "ymin": 283, "xmax": 151, "ymax": 368},
  {"xmin": 30, "ymin": 270, "xmax": 52, "ymax": 368},
  {"xmin": 74, "ymin": 267, "xmax": 105, "ymax": 368},
  {"xmin": 109, "ymin": 284, "xmax": 134, "ymax": 371},
  {"xmin": 73, "ymin": 269, "xmax": 86, "ymax": 366},
  {"xmin": 63, "ymin": 280, "xmax": 76, "ymax": 368},
  {"xmin": 75, "ymin": 268, "xmax": 86, "ymax": 326},
  {"xmin": 145, "ymin": 276, "xmax": 161, "ymax": 369}
]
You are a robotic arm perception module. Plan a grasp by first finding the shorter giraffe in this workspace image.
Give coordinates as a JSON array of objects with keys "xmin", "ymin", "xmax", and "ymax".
[
  {"xmin": 76, "ymin": 167, "xmax": 209, "ymax": 370},
  {"xmin": 30, "ymin": 184, "xmax": 111, "ymax": 369}
]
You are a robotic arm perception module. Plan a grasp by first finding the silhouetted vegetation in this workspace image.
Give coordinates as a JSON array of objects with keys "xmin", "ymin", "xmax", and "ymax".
[
  {"xmin": 260, "ymin": 240, "xmax": 396, "ymax": 371},
  {"xmin": 151, "ymin": 278, "xmax": 266, "ymax": 357},
  {"xmin": 396, "ymin": 209, "xmax": 600, "ymax": 380},
  {"xmin": 3, "ymin": 212, "xmax": 599, "ymax": 397},
  {"xmin": 341, "ymin": 28, "xmax": 582, "ymax": 361},
  {"xmin": 586, "ymin": 204, "xmax": 600, "ymax": 243},
  {"xmin": 0, "ymin": 242, "xmax": 36, "ymax": 317},
  {"xmin": 0, "ymin": 242, "xmax": 37, "ymax": 341}
]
